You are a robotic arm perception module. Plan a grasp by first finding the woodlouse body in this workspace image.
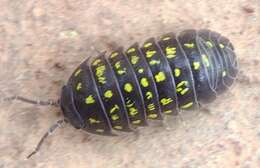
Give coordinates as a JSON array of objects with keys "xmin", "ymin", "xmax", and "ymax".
[{"xmin": 60, "ymin": 29, "xmax": 238, "ymax": 135}]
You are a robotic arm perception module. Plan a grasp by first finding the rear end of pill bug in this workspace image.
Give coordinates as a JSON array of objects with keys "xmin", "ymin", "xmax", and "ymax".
[{"xmin": 177, "ymin": 29, "xmax": 217, "ymax": 104}]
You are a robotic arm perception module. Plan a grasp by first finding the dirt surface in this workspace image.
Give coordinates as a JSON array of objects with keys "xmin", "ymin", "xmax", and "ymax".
[{"xmin": 0, "ymin": 0, "xmax": 260, "ymax": 168}]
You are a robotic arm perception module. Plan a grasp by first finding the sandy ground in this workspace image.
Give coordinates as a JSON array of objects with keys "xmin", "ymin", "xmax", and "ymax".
[{"xmin": 0, "ymin": 0, "xmax": 260, "ymax": 167}]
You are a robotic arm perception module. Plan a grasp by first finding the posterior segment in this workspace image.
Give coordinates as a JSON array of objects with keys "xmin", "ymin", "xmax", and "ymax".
[
  {"xmin": 177, "ymin": 30, "xmax": 217, "ymax": 103},
  {"xmin": 213, "ymin": 31, "xmax": 238, "ymax": 85},
  {"xmin": 199, "ymin": 29, "xmax": 238, "ymax": 94}
]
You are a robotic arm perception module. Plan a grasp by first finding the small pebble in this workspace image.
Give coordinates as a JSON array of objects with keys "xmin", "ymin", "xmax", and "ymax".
[
  {"xmin": 32, "ymin": 8, "xmax": 45, "ymax": 18},
  {"xmin": 59, "ymin": 30, "xmax": 79, "ymax": 39},
  {"xmin": 242, "ymin": 6, "xmax": 255, "ymax": 14}
]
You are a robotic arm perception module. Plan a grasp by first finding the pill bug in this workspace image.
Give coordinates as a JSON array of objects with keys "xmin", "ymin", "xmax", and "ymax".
[
  {"xmin": 4, "ymin": 29, "xmax": 238, "ymax": 158},
  {"xmin": 63, "ymin": 29, "xmax": 238, "ymax": 134}
]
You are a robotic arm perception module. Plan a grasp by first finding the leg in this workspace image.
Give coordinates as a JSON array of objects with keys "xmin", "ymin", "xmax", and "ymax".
[{"xmin": 27, "ymin": 119, "xmax": 66, "ymax": 159}]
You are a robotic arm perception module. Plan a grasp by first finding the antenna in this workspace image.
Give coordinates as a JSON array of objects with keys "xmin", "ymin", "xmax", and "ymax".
[
  {"xmin": 27, "ymin": 119, "xmax": 67, "ymax": 159},
  {"xmin": 3, "ymin": 96, "xmax": 60, "ymax": 107},
  {"xmin": 1, "ymin": 95, "xmax": 64, "ymax": 158}
]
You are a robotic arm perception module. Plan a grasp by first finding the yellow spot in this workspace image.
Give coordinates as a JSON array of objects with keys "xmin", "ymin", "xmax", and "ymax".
[
  {"xmin": 167, "ymin": 55, "xmax": 176, "ymax": 59},
  {"xmin": 129, "ymin": 107, "xmax": 138, "ymax": 116},
  {"xmin": 166, "ymin": 46, "xmax": 176, "ymax": 58},
  {"xmin": 114, "ymin": 126, "xmax": 123, "ymax": 130},
  {"xmin": 88, "ymin": 118, "xmax": 101, "ymax": 124},
  {"xmin": 115, "ymin": 61, "xmax": 126, "ymax": 75},
  {"xmin": 155, "ymin": 72, "xmax": 166, "ymax": 82},
  {"xmin": 131, "ymin": 55, "xmax": 139, "ymax": 65},
  {"xmin": 146, "ymin": 92, "xmax": 153, "ymax": 100},
  {"xmin": 59, "ymin": 30, "xmax": 79, "ymax": 39},
  {"xmin": 174, "ymin": 68, "xmax": 181, "ymax": 77},
  {"xmin": 148, "ymin": 114, "xmax": 158, "ymax": 119},
  {"xmin": 96, "ymin": 65, "xmax": 106, "ymax": 84},
  {"xmin": 115, "ymin": 61, "xmax": 121, "ymax": 69},
  {"xmin": 184, "ymin": 43, "xmax": 195, "ymax": 48},
  {"xmin": 96, "ymin": 129, "xmax": 104, "ymax": 133},
  {"xmin": 222, "ymin": 70, "xmax": 227, "ymax": 77},
  {"xmin": 149, "ymin": 59, "xmax": 160, "ymax": 65},
  {"xmin": 180, "ymin": 102, "xmax": 193, "ymax": 109},
  {"xmin": 132, "ymin": 120, "xmax": 141, "ymax": 124},
  {"xmin": 110, "ymin": 104, "xmax": 119, "ymax": 114},
  {"xmin": 126, "ymin": 99, "xmax": 135, "ymax": 108},
  {"xmin": 146, "ymin": 50, "xmax": 156, "ymax": 58},
  {"xmin": 117, "ymin": 69, "xmax": 126, "ymax": 75},
  {"xmin": 202, "ymin": 54, "xmax": 210, "ymax": 67},
  {"xmin": 206, "ymin": 41, "xmax": 213, "ymax": 48},
  {"xmin": 138, "ymin": 68, "xmax": 144, "ymax": 73},
  {"xmin": 92, "ymin": 59, "xmax": 101, "ymax": 66},
  {"xmin": 98, "ymin": 77, "xmax": 106, "ymax": 84},
  {"xmin": 219, "ymin": 43, "xmax": 225, "ymax": 49},
  {"xmin": 74, "ymin": 69, "xmax": 82, "ymax": 77},
  {"xmin": 176, "ymin": 88, "xmax": 182, "ymax": 92},
  {"xmin": 110, "ymin": 52, "xmax": 118, "ymax": 58},
  {"xmin": 127, "ymin": 48, "xmax": 136, "ymax": 53},
  {"xmin": 180, "ymin": 88, "xmax": 189, "ymax": 95},
  {"xmin": 148, "ymin": 103, "xmax": 155, "ymax": 111},
  {"xmin": 85, "ymin": 95, "xmax": 95, "ymax": 104},
  {"xmin": 140, "ymin": 78, "xmax": 149, "ymax": 87},
  {"xmin": 76, "ymin": 82, "xmax": 82, "ymax": 91},
  {"xmin": 160, "ymin": 98, "xmax": 173, "ymax": 106},
  {"xmin": 144, "ymin": 42, "xmax": 152, "ymax": 48},
  {"xmin": 124, "ymin": 83, "xmax": 133, "ymax": 93},
  {"xmin": 177, "ymin": 81, "xmax": 188, "ymax": 88},
  {"xmin": 193, "ymin": 62, "xmax": 200, "ymax": 70},
  {"xmin": 162, "ymin": 36, "xmax": 171, "ymax": 41},
  {"xmin": 164, "ymin": 110, "xmax": 172, "ymax": 114},
  {"xmin": 111, "ymin": 114, "xmax": 119, "ymax": 121},
  {"xmin": 104, "ymin": 90, "xmax": 113, "ymax": 98}
]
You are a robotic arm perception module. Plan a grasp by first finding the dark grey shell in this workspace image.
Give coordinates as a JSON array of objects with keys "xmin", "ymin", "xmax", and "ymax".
[{"xmin": 60, "ymin": 29, "xmax": 238, "ymax": 135}]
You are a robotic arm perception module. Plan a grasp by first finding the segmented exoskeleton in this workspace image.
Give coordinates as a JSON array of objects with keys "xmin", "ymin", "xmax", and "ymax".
[{"xmin": 61, "ymin": 29, "xmax": 238, "ymax": 135}]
